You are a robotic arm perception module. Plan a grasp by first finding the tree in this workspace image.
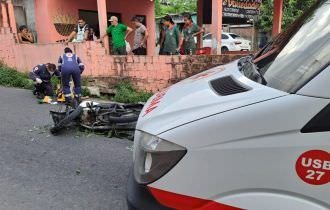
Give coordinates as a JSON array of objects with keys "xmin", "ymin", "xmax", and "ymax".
[
  {"xmin": 155, "ymin": 0, "xmax": 316, "ymax": 32},
  {"xmin": 155, "ymin": 0, "xmax": 197, "ymax": 17},
  {"xmin": 155, "ymin": 0, "xmax": 162, "ymax": 17},
  {"xmin": 257, "ymin": 0, "xmax": 317, "ymax": 32}
]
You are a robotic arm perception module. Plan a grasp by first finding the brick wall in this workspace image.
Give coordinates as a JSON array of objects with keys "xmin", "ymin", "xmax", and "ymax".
[
  {"xmin": 86, "ymin": 54, "xmax": 244, "ymax": 93},
  {"xmin": 0, "ymin": 29, "xmax": 245, "ymax": 93}
]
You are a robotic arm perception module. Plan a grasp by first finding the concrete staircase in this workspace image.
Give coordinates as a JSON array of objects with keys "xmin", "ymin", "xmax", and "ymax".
[
  {"xmin": 0, "ymin": 26, "xmax": 16, "ymax": 43},
  {"xmin": 0, "ymin": 26, "xmax": 11, "ymax": 34},
  {"xmin": 0, "ymin": 27, "xmax": 17, "ymax": 67}
]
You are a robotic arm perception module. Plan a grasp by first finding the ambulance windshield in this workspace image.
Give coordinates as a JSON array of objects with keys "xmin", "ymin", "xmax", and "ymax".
[{"xmin": 255, "ymin": 0, "xmax": 330, "ymax": 93}]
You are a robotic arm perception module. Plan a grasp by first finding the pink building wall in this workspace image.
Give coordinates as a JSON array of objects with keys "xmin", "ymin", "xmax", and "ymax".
[
  {"xmin": 35, "ymin": 0, "xmax": 156, "ymax": 54},
  {"xmin": 0, "ymin": 31, "xmax": 244, "ymax": 92}
]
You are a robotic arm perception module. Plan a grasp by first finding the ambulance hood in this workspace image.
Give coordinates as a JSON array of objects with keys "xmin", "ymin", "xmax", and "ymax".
[{"xmin": 137, "ymin": 60, "xmax": 288, "ymax": 135}]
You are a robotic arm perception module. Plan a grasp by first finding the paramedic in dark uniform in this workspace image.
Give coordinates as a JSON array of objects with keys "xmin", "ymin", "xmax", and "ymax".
[
  {"xmin": 58, "ymin": 47, "xmax": 85, "ymax": 104},
  {"xmin": 29, "ymin": 63, "xmax": 60, "ymax": 99}
]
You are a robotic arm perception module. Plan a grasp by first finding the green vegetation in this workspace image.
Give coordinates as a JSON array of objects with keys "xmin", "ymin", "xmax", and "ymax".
[
  {"xmin": 0, "ymin": 63, "xmax": 33, "ymax": 89},
  {"xmin": 51, "ymin": 76, "xmax": 91, "ymax": 97},
  {"xmin": 81, "ymin": 86, "xmax": 91, "ymax": 97},
  {"xmin": 0, "ymin": 63, "xmax": 151, "ymax": 102},
  {"xmin": 81, "ymin": 77, "xmax": 89, "ymax": 87},
  {"xmin": 155, "ymin": 0, "xmax": 317, "ymax": 33},
  {"xmin": 51, "ymin": 76, "xmax": 60, "ymax": 89},
  {"xmin": 81, "ymin": 78, "xmax": 91, "ymax": 97},
  {"xmin": 113, "ymin": 81, "xmax": 153, "ymax": 103},
  {"xmin": 155, "ymin": 0, "xmax": 197, "ymax": 17},
  {"xmin": 257, "ymin": 0, "xmax": 317, "ymax": 32}
]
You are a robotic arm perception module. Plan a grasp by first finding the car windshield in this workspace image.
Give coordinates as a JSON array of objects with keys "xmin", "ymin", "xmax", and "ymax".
[
  {"xmin": 251, "ymin": 0, "xmax": 330, "ymax": 93},
  {"xmin": 204, "ymin": 34, "xmax": 212, "ymax": 40},
  {"xmin": 229, "ymin": 34, "xmax": 241, "ymax": 39}
]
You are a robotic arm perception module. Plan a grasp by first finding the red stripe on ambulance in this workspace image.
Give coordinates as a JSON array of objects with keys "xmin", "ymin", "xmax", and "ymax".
[
  {"xmin": 143, "ymin": 89, "xmax": 169, "ymax": 117},
  {"xmin": 148, "ymin": 187, "xmax": 244, "ymax": 210}
]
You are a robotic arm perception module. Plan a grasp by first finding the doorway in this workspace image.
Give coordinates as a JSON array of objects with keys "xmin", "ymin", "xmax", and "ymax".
[{"xmin": 78, "ymin": 10, "xmax": 122, "ymax": 38}]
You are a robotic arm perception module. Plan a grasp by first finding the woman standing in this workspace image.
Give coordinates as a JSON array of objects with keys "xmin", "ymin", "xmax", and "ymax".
[
  {"xmin": 182, "ymin": 14, "xmax": 204, "ymax": 55},
  {"xmin": 157, "ymin": 21, "xmax": 166, "ymax": 55},
  {"xmin": 162, "ymin": 15, "xmax": 182, "ymax": 55}
]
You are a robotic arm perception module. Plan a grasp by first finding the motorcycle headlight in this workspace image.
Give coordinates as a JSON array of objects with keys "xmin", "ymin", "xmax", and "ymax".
[{"xmin": 133, "ymin": 131, "xmax": 187, "ymax": 185}]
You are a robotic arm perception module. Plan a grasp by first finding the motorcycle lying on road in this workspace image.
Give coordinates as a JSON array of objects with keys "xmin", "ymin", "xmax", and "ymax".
[{"xmin": 50, "ymin": 101, "xmax": 144, "ymax": 139}]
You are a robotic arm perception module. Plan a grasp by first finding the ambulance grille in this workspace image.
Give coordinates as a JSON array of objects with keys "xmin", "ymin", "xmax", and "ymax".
[{"xmin": 210, "ymin": 76, "xmax": 250, "ymax": 96}]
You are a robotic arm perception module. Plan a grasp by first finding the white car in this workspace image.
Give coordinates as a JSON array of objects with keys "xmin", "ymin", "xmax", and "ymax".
[
  {"xmin": 203, "ymin": 32, "xmax": 252, "ymax": 52},
  {"xmin": 128, "ymin": 1, "xmax": 329, "ymax": 210}
]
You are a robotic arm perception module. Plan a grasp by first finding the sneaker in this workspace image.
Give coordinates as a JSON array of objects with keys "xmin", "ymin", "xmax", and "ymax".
[{"xmin": 37, "ymin": 93, "xmax": 44, "ymax": 99}]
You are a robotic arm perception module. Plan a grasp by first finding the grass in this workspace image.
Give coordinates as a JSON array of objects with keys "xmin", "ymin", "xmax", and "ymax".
[
  {"xmin": 0, "ymin": 63, "xmax": 151, "ymax": 102},
  {"xmin": 51, "ymin": 76, "xmax": 60, "ymax": 89},
  {"xmin": 51, "ymin": 76, "xmax": 91, "ymax": 97},
  {"xmin": 113, "ymin": 81, "xmax": 153, "ymax": 103},
  {"xmin": 81, "ymin": 86, "xmax": 91, "ymax": 97},
  {"xmin": 0, "ymin": 63, "xmax": 33, "ymax": 89}
]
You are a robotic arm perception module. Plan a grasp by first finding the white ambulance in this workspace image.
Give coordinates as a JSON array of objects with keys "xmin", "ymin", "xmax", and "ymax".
[{"xmin": 127, "ymin": 1, "xmax": 330, "ymax": 209}]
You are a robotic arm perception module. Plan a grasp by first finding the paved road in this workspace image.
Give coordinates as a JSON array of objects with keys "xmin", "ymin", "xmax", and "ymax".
[{"xmin": 0, "ymin": 87, "xmax": 133, "ymax": 210}]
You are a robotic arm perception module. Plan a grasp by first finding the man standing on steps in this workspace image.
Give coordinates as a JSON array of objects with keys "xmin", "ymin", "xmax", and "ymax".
[{"xmin": 101, "ymin": 16, "xmax": 133, "ymax": 55}]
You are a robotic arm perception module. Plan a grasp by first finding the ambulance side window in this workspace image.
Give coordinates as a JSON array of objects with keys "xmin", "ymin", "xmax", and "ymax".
[{"xmin": 302, "ymin": 103, "xmax": 330, "ymax": 133}]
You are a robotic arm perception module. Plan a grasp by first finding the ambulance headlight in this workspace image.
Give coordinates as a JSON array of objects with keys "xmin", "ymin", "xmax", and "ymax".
[{"xmin": 133, "ymin": 131, "xmax": 187, "ymax": 184}]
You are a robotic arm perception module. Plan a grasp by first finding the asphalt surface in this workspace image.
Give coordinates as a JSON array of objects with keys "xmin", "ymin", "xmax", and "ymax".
[{"xmin": 0, "ymin": 87, "xmax": 133, "ymax": 210}]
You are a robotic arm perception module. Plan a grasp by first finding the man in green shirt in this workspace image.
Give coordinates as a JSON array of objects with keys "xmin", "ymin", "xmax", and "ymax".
[{"xmin": 101, "ymin": 16, "xmax": 133, "ymax": 55}]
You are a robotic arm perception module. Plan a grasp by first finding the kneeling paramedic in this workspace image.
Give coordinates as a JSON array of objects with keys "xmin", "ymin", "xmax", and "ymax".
[
  {"xmin": 58, "ymin": 47, "xmax": 85, "ymax": 104},
  {"xmin": 29, "ymin": 63, "xmax": 60, "ymax": 99}
]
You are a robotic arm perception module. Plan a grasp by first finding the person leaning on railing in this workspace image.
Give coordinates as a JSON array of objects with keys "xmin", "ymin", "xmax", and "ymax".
[
  {"xmin": 100, "ymin": 16, "xmax": 133, "ymax": 55},
  {"xmin": 18, "ymin": 25, "xmax": 34, "ymax": 44},
  {"xmin": 66, "ymin": 18, "xmax": 90, "ymax": 43}
]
